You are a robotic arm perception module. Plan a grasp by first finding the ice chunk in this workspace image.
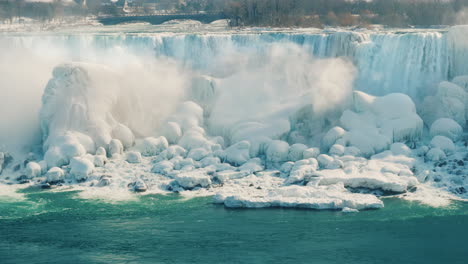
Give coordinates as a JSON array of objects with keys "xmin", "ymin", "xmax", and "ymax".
[
  {"xmin": 430, "ymin": 118, "xmax": 463, "ymax": 141},
  {"xmin": 173, "ymin": 170, "xmax": 212, "ymax": 189},
  {"xmin": 218, "ymin": 184, "xmax": 383, "ymax": 210},
  {"xmin": 286, "ymin": 161, "xmax": 318, "ymax": 185},
  {"xmin": 215, "ymin": 170, "xmax": 250, "ymax": 183},
  {"xmin": 430, "ymin": 136, "xmax": 455, "ymax": 154}
]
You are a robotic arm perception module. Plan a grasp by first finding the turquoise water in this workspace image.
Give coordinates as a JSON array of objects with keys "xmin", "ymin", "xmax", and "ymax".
[{"xmin": 0, "ymin": 189, "xmax": 467, "ymax": 264}]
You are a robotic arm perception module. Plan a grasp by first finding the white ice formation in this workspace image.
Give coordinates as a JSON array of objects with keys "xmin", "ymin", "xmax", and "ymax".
[{"xmin": 1, "ymin": 28, "xmax": 468, "ymax": 211}]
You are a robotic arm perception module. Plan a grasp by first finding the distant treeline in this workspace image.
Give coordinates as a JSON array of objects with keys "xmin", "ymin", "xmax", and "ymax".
[
  {"xmin": 2, "ymin": 0, "xmax": 468, "ymax": 27},
  {"xmin": 222, "ymin": 0, "xmax": 468, "ymax": 27}
]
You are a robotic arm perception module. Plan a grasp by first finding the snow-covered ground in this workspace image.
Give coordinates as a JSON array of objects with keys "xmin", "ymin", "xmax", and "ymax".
[{"xmin": 0, "ymin": 24, "xmax": 467, "ymax": 211}]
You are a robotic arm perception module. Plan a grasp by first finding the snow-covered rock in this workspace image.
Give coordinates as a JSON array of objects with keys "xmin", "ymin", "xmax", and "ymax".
[
  {"xmin": 390, "ymin": 143, "xmax": 412, "ymax": 156},
  {"xmin": 420, "ymin": 81, "xmax": 467, "ymax": 126},
  {"xmin": 46, "ymin": 167, "xmax": 64, "ymax": 183},
  {"xmin": 287, "ymin": 144, "xmax": 308, "ymax": 162},
  {"xmin": 223, "ymin": 141, "xmax": 250, "ymax": 166},
  {"xmin": 109, "ymin": 139, "xmax": 124, "ymax": 157},
  {"xmin": 112, "ymin": 124, "xmax": 134, "ymax": 149},
  {"xmin": 126, "ymin": 151, "xmax": 142, "ymax": 164},
  {"xmin": 430, "ymin": 118, "xmax": 463, "ymax": 141},
  {"xmin": 426, "ymin": 148, "xmax": 447, "ymax": 161},
  {"xmin": 137, "ymin": 137, "xmax": 168, "ymax": 156},
  {"xmin": 337, "ymin": 91, "xmax": 423, "ymax": 157},
  {"xmin": 430, "ymin": 136, "xmax": 455, "ymax": 155},
  {"xmin": 70, "ymin": 157, "xmax": 94, "ymax": 181},
  {"xmin": 266, "ymin": 140, "xmax": 289, "ymax": 165},
  {"xmin": 173, "ymin": 170, "xmax": 212, "ymax": 189},
  {"xmin": 329, "ymin": 144, "xmax": 345, "ymax": 156},
  {"xmin": 303, "ymin": 148, "xmax": 320, "ymax": 159},
  {"xmin": 322, "ymin": 127, "xmax": 346, "ymax": 152},
  {"xmin": 160, "ymin": 122, "xmax": 182, "ymax": 144},
  {"xmin": 151, "ymin": 161, "xmax": 174, "ymax": 175},
  {"xmin": 187, "ymin": 148, "xmax": 210, "ymax": 161},
  {"xmin": 93, "ymin": 155, "xmax": 107, "ymax": 167},
  {"xmin": 25, "ymin": 162, "xmax": 41, "ymax": 178}
]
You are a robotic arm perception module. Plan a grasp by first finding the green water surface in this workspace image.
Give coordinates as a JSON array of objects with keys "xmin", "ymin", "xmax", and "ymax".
[{"xmin": 0, "ymin": 189, "xmax": 467, "ymax": 264}]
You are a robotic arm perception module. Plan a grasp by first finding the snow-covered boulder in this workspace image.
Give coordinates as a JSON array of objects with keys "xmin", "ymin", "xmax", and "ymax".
[
  {"xmin": 239, "ymin": 158, "xmax": 264, "ymax": 173},
  {"xmin": 151, "ymin": 161, "xmax": 174, "ymax": 175},
  {"xmin": 430, "ymin": 136, "xmax": 455, "ymax": 155},
  {"xmin": 93, "ymin": 155, "xmax": 107, "ymax": 167},
  {"xmin": 322, "ymin": 127, "xmax": 346, "ymax": 152},
  {"xmin": 390, "ymin": 143, "xmax": 412, "ymax": 156},
  {"xmin": 70, "ymin": 157, "xmax": 94, "ymax": 181},
  {"xmin": 173, "ymin": 170, "xmax": 212, "ymax": 189},
  {"xmin": 96, "ymin": 147, "xmax": 106, "ymax": 156},
  {"xmin": 160, "ymin": 122, "xmax": 182, "ymax": 144},
  {"xmin": 329, "ymin": 144, "xmax": 345, "ymax": 156},
  {"xmin": 46, "ymin": 167, "xmax": 64, "ymax": 183},
  {"xmin": 112, "ymin": 124, "xmax": 134, "ymax": 149},
  {"xmin": 287, "ymin": 144, "xmax": 308, "ymax": 162},
  {"xmin": 109, "ymin": 139, "xmax": 124, "ymax": 157},
  {"xmin": 25, "ymin": 162, "xmax": 41, "ymax": 178},
  {"xmin": 187, "ymin": 148, "xmax": 210, "ymax": 161},
  {"xmin": 420, "ymin": 81, "xmax": 467, "ymax": 126},
  {"xmin": 336, "ymin": 91, "xmax": 423, "ymax": 157},
  {"xmin": 223, "ymin": 141, "xmax": 250, "ymax": 166},
  {"xmin": 266, "ymin": 140, "xmax": 289, "ymax": 165},
  {"xmin": 430, "ymin": 118, "xmax": 463, "ymax": 141},
  {"xmin": 303, "ymin": 148, "xmax": 320, "ymax": 159},
  {"xmin": 126, "ymin": 151, "xmax": 142, "ymax": 164},
  {"xmin": 317, "ymin": 154, "xmax": 334, "ymax": 168},
  {"xmin": 426, "ymin": 148, "xmax": 446, "ymax": 161},
  {"xmin": 137, "ymin": 137, "xmax": 168, "ymax": 156}
]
